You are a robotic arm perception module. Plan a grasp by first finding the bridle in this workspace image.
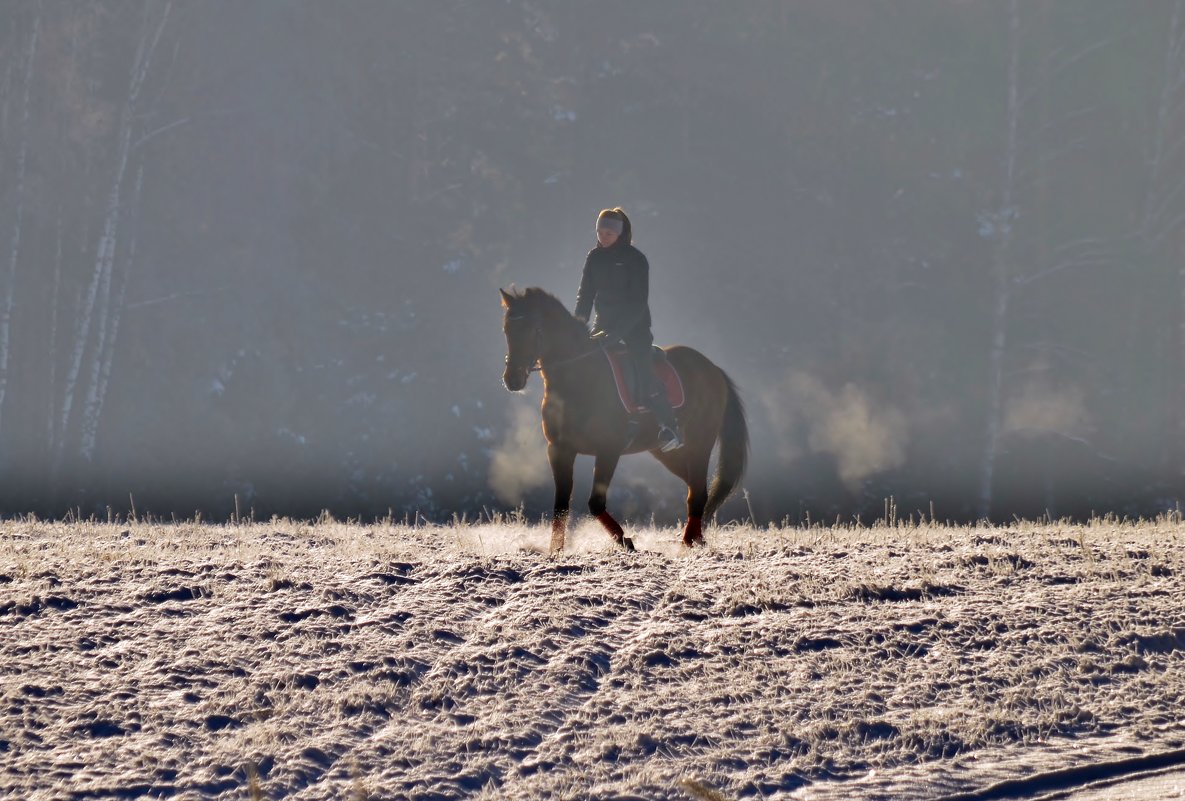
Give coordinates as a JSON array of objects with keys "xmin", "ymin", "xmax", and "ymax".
[
  {"xmin": 503, "ymin": 312, "xmax": 543, "ymax": 374},
  {"xmin": 504, "ymin": 311, "xmax": 601, "ymax": 374}
]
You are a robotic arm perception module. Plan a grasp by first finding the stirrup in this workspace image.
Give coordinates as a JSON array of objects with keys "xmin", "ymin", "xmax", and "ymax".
[{"xmin": 658, "ymin": 426, "xmax": 684, "ymax": 452}]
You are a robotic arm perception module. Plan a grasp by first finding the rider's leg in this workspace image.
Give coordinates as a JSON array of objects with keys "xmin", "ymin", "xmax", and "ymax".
[{"xmin": 625, "ymin": 337, "xmax": 682, "ymax": 449}]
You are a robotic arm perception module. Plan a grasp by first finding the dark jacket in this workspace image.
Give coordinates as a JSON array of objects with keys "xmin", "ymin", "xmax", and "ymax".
[{"xmin": 573, "ymin": 241, "xmax": 652, "ymax": 343}]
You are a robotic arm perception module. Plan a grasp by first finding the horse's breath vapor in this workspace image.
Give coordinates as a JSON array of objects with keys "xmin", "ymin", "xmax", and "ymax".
[
  {"xmin": 489, "ymin": 399, "xmax": 550, "ymax": 504},
  {"xmin": 766, "ymin": 371, "xmax": 908, "ymax": 489},
  {"xmin": 1004, "ymin": 378, "xmax": 1089, "ymax": 438}
]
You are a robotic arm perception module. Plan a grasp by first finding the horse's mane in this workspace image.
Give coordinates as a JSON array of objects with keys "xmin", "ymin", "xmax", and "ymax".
[{"xmin": 512, "ymin": 287, "xmax": 588, "ymax": 338}]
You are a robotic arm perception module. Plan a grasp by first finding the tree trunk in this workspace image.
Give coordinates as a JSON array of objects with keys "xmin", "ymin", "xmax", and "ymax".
[
  {"xmin": 77, "ymin": 225, "xmax": 118, "ymax": 462},
  {"xmin": 1180, "ymin": 232, "xmax": 1185, "ymax": 484},
  {"xmin": 80, "ymin": 164, "xmax": 143, "ymax": 462},
  {"xmin": 977, "ymin": 0, "xmax": 1022, "ymax": 520},
  {"xmin": 1143, "ymin": 0, "xmax": 1184, "ymax": 236},
  {"xmin": 47, "ymin": 208, "xmax": 64, "ymax": 455},
  {"xmin": 0, "ymin": 6, "xmax": 40, "ymax": 440}
]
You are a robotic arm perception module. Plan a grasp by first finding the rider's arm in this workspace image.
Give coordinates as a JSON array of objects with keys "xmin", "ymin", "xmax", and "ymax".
[{"xmin": 574, "ymin": 250, "xmax": 597, "ymax": 325}]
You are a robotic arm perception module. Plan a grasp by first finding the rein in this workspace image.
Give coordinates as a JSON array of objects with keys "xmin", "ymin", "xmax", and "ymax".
[
  {"xmin": 527, "ymin": 346, "xmax": 602, "ymax": 373},
  {"xmin": 506, "ymin": 311, "xmax": 602, "ymax": 373}
]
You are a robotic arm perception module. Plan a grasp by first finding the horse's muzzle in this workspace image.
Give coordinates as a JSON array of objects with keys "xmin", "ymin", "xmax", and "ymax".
[{"xmin": 503, "ymin": 365, "xmax": 529, "ymax": 392}]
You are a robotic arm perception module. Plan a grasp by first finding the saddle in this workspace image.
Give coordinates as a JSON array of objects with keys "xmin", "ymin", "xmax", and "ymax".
[{"xmin": 603, "ymin": 346, "xmax": 685, "ymax": 413}]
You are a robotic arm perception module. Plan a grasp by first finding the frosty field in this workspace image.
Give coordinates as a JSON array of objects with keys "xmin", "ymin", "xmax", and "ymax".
[{"xmin": 2, "ymin": 516, "xmax": 1184, "ymax": 800}]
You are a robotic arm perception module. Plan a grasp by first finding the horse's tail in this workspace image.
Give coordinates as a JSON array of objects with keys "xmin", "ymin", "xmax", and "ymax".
[{"xmin": 705, "ymin": 370, "xmax": 749, "ymax": 520}]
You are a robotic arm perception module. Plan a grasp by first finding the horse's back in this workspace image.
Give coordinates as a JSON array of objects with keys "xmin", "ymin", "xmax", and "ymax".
[
  {"xmin": 661, "ymin": 344, "xmax": 729, "ymax": 412},
  {"xmin": 661, "ymin": 344, "xmax": 721, "ymax": 376}
]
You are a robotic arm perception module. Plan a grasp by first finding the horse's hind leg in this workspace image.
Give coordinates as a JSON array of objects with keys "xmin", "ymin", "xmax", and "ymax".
[
  {"xmin": 590, "ymin": 450, "xmax": 635, "ymax": 551},
  {"xmin": 548, "ymin": 443, "xmax": 576, "ymax": 553},
  {"xmin": 683, "ymin": 451, "xmax": 711, "ymax": 547}
]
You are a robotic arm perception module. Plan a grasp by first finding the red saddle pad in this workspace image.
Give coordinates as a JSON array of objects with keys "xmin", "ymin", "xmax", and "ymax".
[{"xmin": 603, "ymin": 348, "xmax": 685, "ymax": 413}]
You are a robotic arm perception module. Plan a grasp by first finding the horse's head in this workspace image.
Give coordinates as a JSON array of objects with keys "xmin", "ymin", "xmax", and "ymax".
[
  {"xmin": 500, "ymin": 288, "xmax": 539, "ymax": 391},
  {"xmin": 500, "ymin": 287, "xmax": 589, "ymax": 390}
]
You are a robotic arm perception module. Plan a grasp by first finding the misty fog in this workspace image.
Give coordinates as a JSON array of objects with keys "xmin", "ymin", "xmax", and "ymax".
[{"xmin": 2, "ymin": 1, "xmax": 1184, "ymax": 524}]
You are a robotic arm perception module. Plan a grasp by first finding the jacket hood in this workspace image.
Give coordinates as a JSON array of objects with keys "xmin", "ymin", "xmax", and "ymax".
[{"xmin": 597, "ymin": 207, "xmax": 633, "ymax": 248}]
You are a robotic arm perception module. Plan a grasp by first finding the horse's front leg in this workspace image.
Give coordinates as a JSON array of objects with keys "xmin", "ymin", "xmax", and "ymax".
[
  {"xmin": 547, "ymin": 442, "xmax": 576, "ymax": 553},
  {"xmin": 655, "ymin": 446, "xmax": 710, "ymax": 548},
  {"xmin": 590, "ymin": 450, "xmax": 634, "ymax": 551}
]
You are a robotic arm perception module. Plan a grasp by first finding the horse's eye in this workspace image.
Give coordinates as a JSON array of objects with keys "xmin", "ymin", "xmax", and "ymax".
[{"xmin": 504, "ymin": 313, "xmax": 531, "ymax": 332}]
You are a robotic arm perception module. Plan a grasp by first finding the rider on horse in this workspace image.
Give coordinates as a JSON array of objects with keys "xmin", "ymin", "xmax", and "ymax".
[{"xmin": 574, "ymin": 207, "xmax": 683, "ymax": 452}]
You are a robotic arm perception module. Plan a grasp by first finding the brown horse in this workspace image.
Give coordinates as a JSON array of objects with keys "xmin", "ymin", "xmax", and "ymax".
[{"xmin": 500, "ymin": 287, "xmax": 749, "ymax": 551}]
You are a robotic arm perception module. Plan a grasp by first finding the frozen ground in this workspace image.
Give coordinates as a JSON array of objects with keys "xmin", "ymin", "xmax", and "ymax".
[{"xmin": 2, "ymin": 516, "xmax": 1184, "ymax": 800}]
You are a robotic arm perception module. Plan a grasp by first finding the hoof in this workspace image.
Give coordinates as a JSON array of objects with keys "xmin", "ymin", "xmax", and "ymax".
[
  {"xmin": 621, "ymin": 537, "xmax": 636, "ymax": 552},
  {"xmin": 682, "ymin": 535, "xmax": 705, "ymax": 548}
]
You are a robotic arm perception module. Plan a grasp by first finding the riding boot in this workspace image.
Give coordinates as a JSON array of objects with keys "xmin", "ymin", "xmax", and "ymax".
[
  {"xmin": 648, "ymin": 389, "xmax": 683, "ymax": 451},
  {"xmin": 627, "ymin": 338, "xmax": 683, "ymax": 451}
]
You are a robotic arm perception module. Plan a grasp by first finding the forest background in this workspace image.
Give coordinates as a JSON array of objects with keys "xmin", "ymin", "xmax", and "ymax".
[{"xmin": 3, "ymin": 1, "xmax": 1185, "ymax": 525}]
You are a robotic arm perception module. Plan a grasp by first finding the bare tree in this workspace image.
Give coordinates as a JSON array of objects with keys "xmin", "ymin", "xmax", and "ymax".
[
  {"xmin": 46, "ymin": 208, "xmax": 64, "ymax": 455},
  {"xmin": 977, "ymin": 0, "xmax": 1022, "ymax": 519},
  {"xmin": 1142, "ymin": 1, "xmax": 1185, "ymax": 245},
  {"xmin": 1138, "ymin": 0, "xmax": 1185, "ymax": 476},
  {"xmin": 54, "ymin": 1, "xmax": 170, "ymax": 474}
]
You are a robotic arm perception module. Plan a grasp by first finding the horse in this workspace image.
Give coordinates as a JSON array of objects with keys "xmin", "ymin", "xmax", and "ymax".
[{"xmin": 499, "ymin": 287, "xmax": 749, "ymax": 552}]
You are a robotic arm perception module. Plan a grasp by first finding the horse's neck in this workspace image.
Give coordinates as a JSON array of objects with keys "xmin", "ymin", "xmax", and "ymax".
[
  {"xmin": 538, "ymin": 314, "xmax": 585, "ymax": 363},
  {"xmin": 539, "ymin": 333, "xmax": 598, "ymax": 395}
]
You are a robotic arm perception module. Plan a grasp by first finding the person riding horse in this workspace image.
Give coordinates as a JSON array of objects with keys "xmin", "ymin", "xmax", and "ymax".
[
  {"xmin": 574, "ymin": 207, "xmax": 683, "ymax": 452},
  {"xmin": 500, "ymin": 285, "xmax": 749, "ymax": 550}
]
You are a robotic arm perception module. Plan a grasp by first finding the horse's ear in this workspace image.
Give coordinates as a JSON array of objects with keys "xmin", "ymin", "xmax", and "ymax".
[{"xmin": 499, "ymin": 288, "xmax": 514, "ymax": 307}]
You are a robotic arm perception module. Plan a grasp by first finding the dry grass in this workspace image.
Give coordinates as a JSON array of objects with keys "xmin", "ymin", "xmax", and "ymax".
[{"xmin": 2, "ymin": 515, "xmax": 1184, "ymax": 799}]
